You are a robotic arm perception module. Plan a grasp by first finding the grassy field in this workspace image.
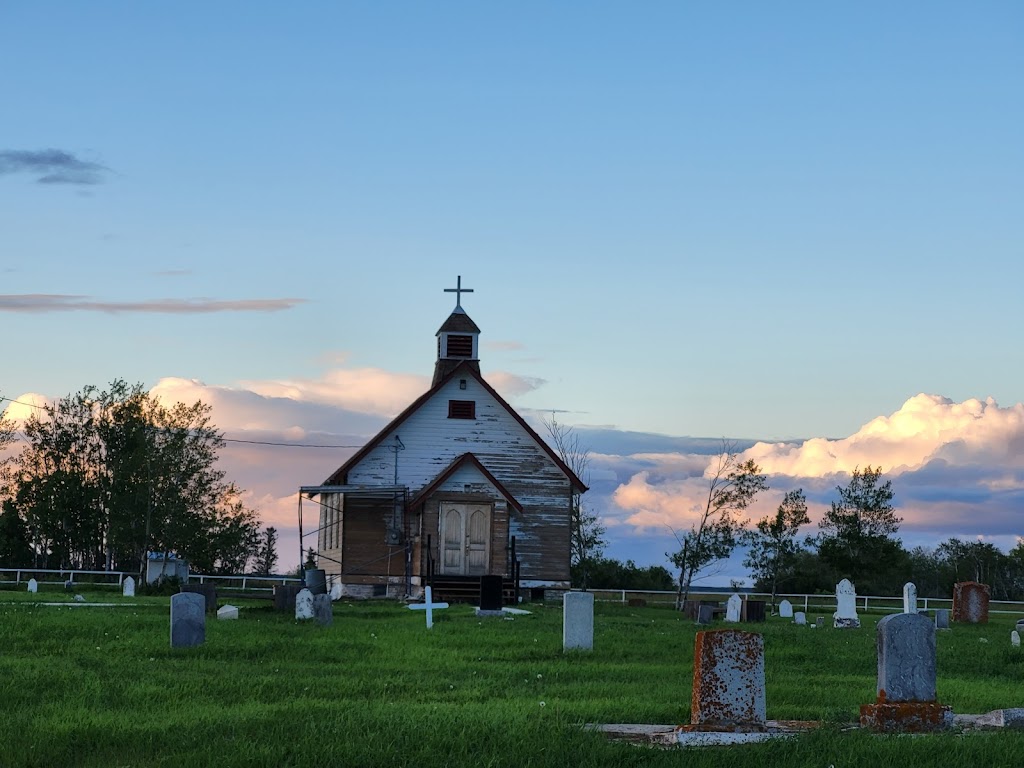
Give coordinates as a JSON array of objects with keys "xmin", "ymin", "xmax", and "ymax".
[{"xmin": 2, "ymin": 589, "xmax": 1024, "ymax": 767}]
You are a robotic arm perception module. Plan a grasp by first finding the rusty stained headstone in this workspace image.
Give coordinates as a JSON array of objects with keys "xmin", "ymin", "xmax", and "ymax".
[
  {"xmin": 859, "ymin": 613, "xmax": 952, "ymax": 732},
  {"xmin": 689, "ymin": 630, "xmax": 766, "ymax": 731},
  {"xmin": 952, "ymin": 581, "xmax": 990, "ymax": 624}
]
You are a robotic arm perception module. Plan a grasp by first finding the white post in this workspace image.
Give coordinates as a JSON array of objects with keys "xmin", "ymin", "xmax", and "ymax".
[{"xmin": 621, "ymin": 590, "xmax": 626, "ymax": 605}]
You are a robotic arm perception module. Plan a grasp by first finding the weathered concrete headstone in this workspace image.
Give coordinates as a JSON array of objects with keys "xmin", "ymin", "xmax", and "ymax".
[
  {"xmin": 690, "ymin": 630, "xmax": 766, "ymax": 730},
  {"xmin": 295, "ymin": 588, "xmax": 315, "ymax": 621},
  {"xmin": 313, "ymin": 594, "xmax": 333, "ymax": 627},
  {"xmin": 860, "ymin": 612, "xmax": 951, "ymax": 732},
  {"xmin": 794, "ymin": 612, "xmax": 806, "ymax": 626},
  {"xmin": 217, "ymin": 604, "xmax": 239, "ymax": 620},
  {"xmin": 74, "ymin": 594, "xmax": 85, "ymax": 602},
  {"xmin": 123, "ymin": 576, "xmax": 136, "ymax": 597},
  {"xmin": 563, "ymin": 591, "xmax": 595, "ymax": 651},
  {"xmin": 476, "ymin": 574, "xmax": 505, "ymax": 616},
  {"xmin": 27, "ymin": 578, "xmax": 38, "ymax": 594},
  {"xmin": 833, "ymin": 579, "xmax": 860, "ymax": 628},
  {"xmin": 778, "ymin": 600, "xmax": 793, "ymax": 618},
  {"xmin": 935, "ymin": 609, "xmax": 950, "ymax": 630},
  {"xmin": 1016, "ymin": 618, "xmax": 1024, "ymax": 632},
  {"xmin": 725, "ymin": 594, "xmax": 742, "ymax": 623},
  {"xmin": 180, "ymin": 583, "xmax": 218, "ymax": 614},
  {"xmin": 697, "ymin": 604, "xmax": 715, "ymax": 625},
  {"xmin": 1013, "ymin": 631, "xmax": 1021, "ymax": 648},
  {"xmin": 274, "ymin": 584, "xmax": 301, "ymax": 612},
  {"xmin": 903, "ymin": 582, "xmax": 918, "ymax": 614},
  {"xmin": 408, "ymin": 586, "xmax": 449, "ymax": 629},
  {"xmin": 170, "ymin": 592, "xmax": 206, "ymax": 648},
  {"xmin": 952, "ymin": 581, "xmax": 990, "ymax": 624},
  {"xmin": 816, "ymin": 616, "xmax": 825, "ymax": 629},
  {"xmin": 329, "ymin": 581, "xmax": 343, "ymax": 601}
]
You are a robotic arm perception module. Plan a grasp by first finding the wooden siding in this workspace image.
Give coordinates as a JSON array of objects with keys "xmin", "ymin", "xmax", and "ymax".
[
  {"xmin": 347, "ymin": 375, "xmax": 571, "ymax": 582},
  {"xmin": 341, "ymin": 504, "xmax": 406, "ymax": 583}
]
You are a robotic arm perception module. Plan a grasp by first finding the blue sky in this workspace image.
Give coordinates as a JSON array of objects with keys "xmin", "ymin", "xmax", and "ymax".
[{"xmin": 2, "ymin": 3, "xmax": 1023, "ymax": 577}]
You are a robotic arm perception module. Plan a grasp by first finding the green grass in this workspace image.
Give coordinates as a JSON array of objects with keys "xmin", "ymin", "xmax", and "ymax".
[{"xmin": 2, "ymin": 591, "xmax": 1024, "ymax": 767}]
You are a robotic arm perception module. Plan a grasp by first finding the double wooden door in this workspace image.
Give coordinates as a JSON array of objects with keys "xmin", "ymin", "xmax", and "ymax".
[{"xmin": 440, "ymin": 503, "xmax": 490, "ymax": 576}]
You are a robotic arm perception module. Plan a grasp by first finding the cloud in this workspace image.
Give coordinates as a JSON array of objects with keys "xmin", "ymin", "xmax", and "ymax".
[
  {"xmin": 0, "ymin": 149, "xmax": 109, "ymax": 185},
  {"xmin": 239, "ymin": 368, "xmax": 431, "ymax": 419},
  {"xmin": 606, "ymin": 394, "xmax": 1024, "ymax": 564},
  {"xmin": 486, "ymin": 371, "xmax": 547, "ymax": 398},
  {"xmin": 0, "ymin": 294, "xmax": 305, "ymax": 314}
]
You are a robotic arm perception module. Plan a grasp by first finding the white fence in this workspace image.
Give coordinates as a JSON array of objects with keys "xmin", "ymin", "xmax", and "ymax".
[
  {"xmin": 0, "ymin": 567, "xmax": 302, "ymax": 592},
  {"xmin": 588, "ymin": 588, "xmax": 1024, "ymax": 616}
]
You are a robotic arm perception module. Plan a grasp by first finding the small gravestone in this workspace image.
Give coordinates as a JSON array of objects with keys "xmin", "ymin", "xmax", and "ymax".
[
  {"xmin": 408, "ymin": 586, "xmax": 449, "ymax": 629},
  {"xmin": 903, "ymin": 582, "xmax": 918, "ymax": 614},
  {"xmin": 123, "ymin": 576, "xmax": 136, "ymax": 598},
  {"xmin": 64, "ymin": 580, "xmax": 74, "ymax": 592},
  {"xmin": 476, "ymin": 575, "xmax": 505, "ymax": 617},
  {"xmin": 74, "ymin": 594, "xmax": 85, "ymax": 602},
  {"xmin": 563, "ymin": 592, "xmax": 595, "ymax": 651},
  {"xmin": 935, "ymin": 609, "xmax": 950, "ymax": 630},
  {"xmin": 274, "ymin": 584, "xmax": 301, "ymax": 612},
  {"xmin": 329, "ymin": 581, "xmax": 343, "ymax": 601},
  {"xmin": 860, "ymin": 612, "xmax": 951, "ymax": 732},
  {"xmin": 834, "ymin": 579, "xmax": 860, "ymax": 628},
  {"xmin": 952, "ymin": 581, "xmax": 990, "ymax": 624},
  {"xmin": 1013, "ymin": 631, "xmax": 1021, "ymax": 648},
  {"xmin": 697, "ymin": 604, "xmax": 715, "ymax": 625},
  {"xmin": 778, "ymin": 600, "xmax": 793, "ymax": 618},
  {"xmin": 27, "ymin": 578, "xmax": 38, "ymax": 594},
  {"xmin": 295, "ymin": 588, "xmax": 315, "ymax": 621},
  {"xmin": 816, "ymin": 616, "xmax": 825, "ymax": 629},
  {"xmin": 1016, "ymin": 618, "xmax": 1024, "ymax": 631},
  {"xmin": 725, "ymin": 594, "xmax": 742, "ymax": 623},
  {"xmin": 180, "ymin": 583, "xmax": 218, "ymax": 614},
  {"xmin": 690, "ymin": 630, "xmax": 766, "ymax": 730},
  {"xmin": 217, "ymin": 604, "xmax": 239, "ymax": 620},
  {"xmin": 794, "ymin": 612, "xmax": 806, "ymax": 626},
  {"xmin": 170, "ymin": 592, "xmax": 206, "ymax": 648},
  {"xmin": 313, "ymin": 594, "xmax": 333, "ymax": 627}
]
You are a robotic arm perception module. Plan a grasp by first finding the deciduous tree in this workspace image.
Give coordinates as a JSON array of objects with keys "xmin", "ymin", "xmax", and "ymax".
[
  {"xmin": 668, "ymin": 443, "xmax": 768, "ymax": 607},
  {"xmin": 742, "ymin": 489, "xmax": 810, "ymax": 607}
]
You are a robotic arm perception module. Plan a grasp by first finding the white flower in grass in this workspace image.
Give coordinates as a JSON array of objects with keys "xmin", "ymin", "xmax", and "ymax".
[
  {"xmin": 536, "ymin": 674, "xmax": 542, "ymax": 679},
  {"xmin": 539, "ymin": 701, "xmax": 546, "ymax": 708}
]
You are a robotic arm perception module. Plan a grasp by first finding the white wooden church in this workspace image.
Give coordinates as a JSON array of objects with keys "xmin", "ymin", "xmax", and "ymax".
[{"xmin": 299, "ymin": 278, "xmax": 587, "ymax": 600}]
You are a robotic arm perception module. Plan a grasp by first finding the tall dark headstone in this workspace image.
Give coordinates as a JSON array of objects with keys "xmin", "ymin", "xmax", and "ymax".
[
  {"xmin": 274, "ymin": 584, "xmax": 301, "ymax": 612},
  {"xmin": 479, "ymin": 575, "xmax": 504, "ymax": 611}
]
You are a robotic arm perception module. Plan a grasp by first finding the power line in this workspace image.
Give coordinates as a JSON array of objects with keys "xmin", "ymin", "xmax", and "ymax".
[{"xmin": 1, "ymin": 395, "xmax": 365, "ymax": 449}]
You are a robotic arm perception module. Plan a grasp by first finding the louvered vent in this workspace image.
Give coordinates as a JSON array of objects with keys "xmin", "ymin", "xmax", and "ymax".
[
  {"xmin": 446, "ymin": 334, "xmax": 473, "ymax": 357},
  {"xmin": 448, "ymin": 400, "xmax": 476, "ymax": 419}
]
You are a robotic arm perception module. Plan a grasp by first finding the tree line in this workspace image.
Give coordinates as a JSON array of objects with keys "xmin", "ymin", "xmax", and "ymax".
[{"xmin": 0, "ymin": 381, "xmax": 278, "ymax": 576}]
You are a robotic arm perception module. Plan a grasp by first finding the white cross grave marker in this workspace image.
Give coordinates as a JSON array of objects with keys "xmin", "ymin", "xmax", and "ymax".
[{"xmin": 408, "ymin": 586, "xmax": 449, "ymax": 629}]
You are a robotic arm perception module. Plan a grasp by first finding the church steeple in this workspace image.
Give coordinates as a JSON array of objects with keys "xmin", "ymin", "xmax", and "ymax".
[{"xmin": 433, "ymin": 276, "xmax": 481, "ymax": 385}]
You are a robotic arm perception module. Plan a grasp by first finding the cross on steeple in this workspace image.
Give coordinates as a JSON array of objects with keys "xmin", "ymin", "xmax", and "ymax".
[{"xmin": 444, "ymin": 275, "xmax": 474, "ymax": 310}]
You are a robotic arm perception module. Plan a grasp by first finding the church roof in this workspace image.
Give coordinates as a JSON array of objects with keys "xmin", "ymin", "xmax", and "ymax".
[
  {"xmin": 436, "ymin": 308, "xmax": 480, "ymax": 334},
  {"xmin": 322, "ymin": 360, "xmax": 588, "ymax": 494}
]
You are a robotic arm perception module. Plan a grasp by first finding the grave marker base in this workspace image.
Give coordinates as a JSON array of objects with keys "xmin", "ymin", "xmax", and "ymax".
[{"xmin": 859, "ymin": 702, "xmax": 953, "ymax": 733}]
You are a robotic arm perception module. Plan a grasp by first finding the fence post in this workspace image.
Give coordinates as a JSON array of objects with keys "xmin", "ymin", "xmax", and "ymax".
[
  {"xmin": 621, "ymin": 589, "xmax": 626, "ymax": 605},
  {"xmin": 804, "ymin": 595, "xmax": 808, "ymax": 612}
]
